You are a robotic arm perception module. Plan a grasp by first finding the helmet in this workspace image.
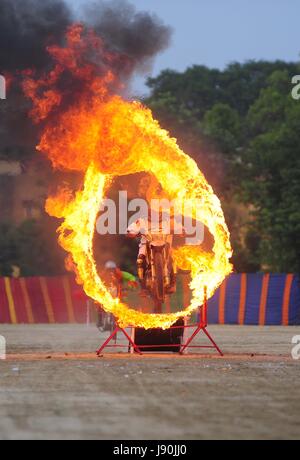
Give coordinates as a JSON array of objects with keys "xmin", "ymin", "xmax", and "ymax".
[{"xmin": 105, "ymin": 260, "xmax": 117, "ymax": 270}]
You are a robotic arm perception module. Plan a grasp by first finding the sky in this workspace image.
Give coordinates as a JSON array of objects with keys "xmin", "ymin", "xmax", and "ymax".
[{"xmin": 71, "ymin": 0, "xmax": 300, "ymax": 96}]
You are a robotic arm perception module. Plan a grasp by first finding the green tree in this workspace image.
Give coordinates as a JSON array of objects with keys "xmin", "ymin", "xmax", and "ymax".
[
  {"xmin": 146, "ymin": 61, "xmax": 300, "ymax": 272},
  {"xmin": 241, "ymin": 70, "xmax": 300, "ymax": 272},
  {"xmin": 202, "ymin": 103, "xmax": 241, "ymax": 154},
  {"xmin": 0, "ymin": 219, "xmax": 66, "ymax": 277}
]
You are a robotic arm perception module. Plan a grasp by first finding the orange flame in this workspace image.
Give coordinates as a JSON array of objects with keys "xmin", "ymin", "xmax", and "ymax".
[{"xmin": 24, "ymin": 24, "xmax": 232, "ymax": 329}]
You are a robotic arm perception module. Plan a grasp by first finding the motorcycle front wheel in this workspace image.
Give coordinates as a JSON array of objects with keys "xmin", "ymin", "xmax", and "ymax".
[{"xmin": 153, "ymin": 251, "xmax": 165, "ymax": 306}]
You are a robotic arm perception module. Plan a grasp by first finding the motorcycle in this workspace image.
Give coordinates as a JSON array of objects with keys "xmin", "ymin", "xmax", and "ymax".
[{"xmin": 139, "ymin": 232, "xmax": 176, "ymax": 313}]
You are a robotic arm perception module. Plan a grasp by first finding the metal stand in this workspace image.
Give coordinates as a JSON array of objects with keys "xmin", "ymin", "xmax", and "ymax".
[
  {"xmin": 178, "ymin": 287, "xmax": 223, "ymax": 355},
  {"xmin": 96, "ymin": 325, "xmax": 142, "ymax": 355},
  {"xmin": 96, "ymin": 287, "xmax": 223, "ymax": 356}
]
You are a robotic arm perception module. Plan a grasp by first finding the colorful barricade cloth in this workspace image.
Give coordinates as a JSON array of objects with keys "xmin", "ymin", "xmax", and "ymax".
[{"xmin": 0, "ymin": 274, "xmax": 299, "ymax": 325}]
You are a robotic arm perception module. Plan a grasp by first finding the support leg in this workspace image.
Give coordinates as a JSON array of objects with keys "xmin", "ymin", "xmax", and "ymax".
[
  {"xmin": 202, "ymin": 327, "xmax": 224, "ymax": 356},
  {"xmin": 180, "ymin": 325, "xmax": 201, "ymax": 354},
  {"xmin": 121, "ymin": 327, "xmax": 142, "ymax": 355},
  {"xmin": 96, "ymin": 326, "xmax": 119, "ymax": 355},
  {"xmin": 96, "ymin": 326, "xmax": 143, "ymax": 355}
]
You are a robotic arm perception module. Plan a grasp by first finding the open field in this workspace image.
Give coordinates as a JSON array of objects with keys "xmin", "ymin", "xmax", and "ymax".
[{"xmin": 0, "ymin": 324, "xmax": 299, "ymax": 440}]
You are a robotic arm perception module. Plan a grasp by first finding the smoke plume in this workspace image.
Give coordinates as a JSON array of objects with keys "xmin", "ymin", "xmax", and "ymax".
[{"xmin": 0, "ymin": 0, "xmax": 171, "ymax": 154}]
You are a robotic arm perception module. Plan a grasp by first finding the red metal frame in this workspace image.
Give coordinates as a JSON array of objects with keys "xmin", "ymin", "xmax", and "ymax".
[{"xmin": 96, "ymin": 288, "xmax": 223, "ymax": 356}]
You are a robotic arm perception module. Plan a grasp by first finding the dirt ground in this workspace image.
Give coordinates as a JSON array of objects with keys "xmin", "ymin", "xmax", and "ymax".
[{"xmin": 0, "ymin": 324, "xmax": 299, "ymax": 440}]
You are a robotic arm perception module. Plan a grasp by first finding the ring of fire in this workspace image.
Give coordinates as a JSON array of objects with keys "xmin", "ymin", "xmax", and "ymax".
[
  {"xmin": 45, "ymin": 141, "xmax": 233, "ymax": 329},
  {"xmin": 24, "ymin": 24, "xmax": 233, "ymax": 329}
]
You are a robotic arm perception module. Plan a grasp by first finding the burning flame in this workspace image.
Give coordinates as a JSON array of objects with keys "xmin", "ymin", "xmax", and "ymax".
[{"xmin": 24, "ymin": 24, "xmax": 232, "ymax": 329}]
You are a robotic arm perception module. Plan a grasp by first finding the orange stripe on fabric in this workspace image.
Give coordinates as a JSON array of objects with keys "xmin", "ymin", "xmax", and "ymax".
[
  {"xmin": 4, "ymin": 278, "xmax": 17, "ymax": 324},
  {"xmin": 218, "ymin": 279, "xmax": 227, "ymax": 324},
  {"xmin": 19, "ymin": 278, "xmax": 34, "ymax": 324},
  {"xmin": 238, "ymin": 274, "xmax": 247, "ymax": 325},
  {"xmin": 62, "ymin": 276, "xmax": 76, "ymax": 323},
  {"xmin": 282, "ymin": 274, "xmax": 294, "ymax": 326},
  {"xmin": 259, "ymin": 274, "xmax": 270, "ymax": 326},
  {"xmin": 39, "ymin": 277, "xmax": 55, "ymax": 323}
]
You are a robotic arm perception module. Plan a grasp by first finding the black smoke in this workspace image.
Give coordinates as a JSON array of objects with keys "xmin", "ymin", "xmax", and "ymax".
[
  {"xmin": 0, "ymin": 0, "xmax": 171, "ymax": 157},
  {"xmin": 82, "ymin": 0, "xmax": 171, "ymax": 74},
  {"xmin": 0, "ymin": 0, "xmax": 72, "ymax": 72}
]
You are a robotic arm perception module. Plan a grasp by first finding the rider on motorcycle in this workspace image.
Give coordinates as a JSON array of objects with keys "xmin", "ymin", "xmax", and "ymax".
[{"xmin": 126, "ymin": 210, "xmax": 183, "ymax": 294}]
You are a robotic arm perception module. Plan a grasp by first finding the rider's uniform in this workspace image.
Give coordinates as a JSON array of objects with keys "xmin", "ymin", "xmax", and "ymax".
[
  {"xmin": 127, "ymin": 217, "xmax": 183, "ymax": 257},
  {"xmin": 127, "ymin": 218, "xmax": 150, "ymax": 257}
]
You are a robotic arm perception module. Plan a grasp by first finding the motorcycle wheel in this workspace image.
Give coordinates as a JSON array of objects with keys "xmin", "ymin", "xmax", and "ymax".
[
  {"xmin": 154, "ymin": 298, "xmax": 163, "ymax": 314},
  {"xmin": 154, "ymin": 251, "xmax": 165, "ymax": 304}
]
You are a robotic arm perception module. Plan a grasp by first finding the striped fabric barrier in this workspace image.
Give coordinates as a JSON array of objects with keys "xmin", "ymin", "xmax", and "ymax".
[
  {"xmin": 0, "ymin": 274, "xmax": 299, "ymax": 325},
  {"xmin": 206, "ymin": 274, "xmax": 300, "ymax": 325},
  {"xmin": 0, "ymin": 276, "xmax": 88, "ymax": 324}
]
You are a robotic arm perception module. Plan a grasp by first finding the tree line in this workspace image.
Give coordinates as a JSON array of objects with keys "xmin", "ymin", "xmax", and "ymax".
[
  {"xmin": 145, "ymin": 60, "xmax": 300, "ymax": 273},
  {"xmin": 1, "ymin": 59, "xmax": 299, "ymax": 275}
]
